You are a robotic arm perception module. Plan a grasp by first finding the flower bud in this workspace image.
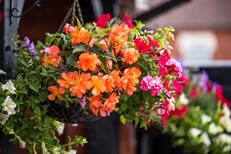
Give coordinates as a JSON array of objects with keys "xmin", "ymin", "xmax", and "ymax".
[{"xmin": 106, "ymin": 59, "xmax": 113, "ymax": 69}]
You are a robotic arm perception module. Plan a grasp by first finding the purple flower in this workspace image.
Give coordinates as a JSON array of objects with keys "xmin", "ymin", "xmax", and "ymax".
[
  {"xmin": 107, "ymin": 111, "xmax": 111, "ymax": 116},
  {"xmin": 78, "ymin": 96, "xmax": 86, "ymax": 108},
  {"xmin": 198, "ymin": 70, "xmax": 209, "ymax": 92},
  {"xmin": 27, "ymin": 42, "xmax": 36, "ymax": 58},
  {"xmin": 44, "ymin": 47, "xmax": 50, "ymax": 54},
  {"xmin": 22, "ymin": 37, "xmax": 30, "ymax": 47},
  {"xmin": 22, "ymin": 37, "xmax": 37, "ymax": 58}
]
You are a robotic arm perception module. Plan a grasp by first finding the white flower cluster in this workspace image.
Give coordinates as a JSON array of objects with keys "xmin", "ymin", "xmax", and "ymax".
[
  {"xmin": 188, "ymin": 104, "xmax": 231, "ymax": 153},
  {"xmin": 0, "ymin": 80, "xmax": 17, "ymax": 125}
]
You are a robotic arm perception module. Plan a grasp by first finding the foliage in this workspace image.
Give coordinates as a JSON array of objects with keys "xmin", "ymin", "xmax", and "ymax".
[
  {"xmin": 165, "ymin": 70, "xmax": 231, "ymax": 154},
  {"xmin": 0, "ymin": 14, "xmax": 185, "ymax": 153}
]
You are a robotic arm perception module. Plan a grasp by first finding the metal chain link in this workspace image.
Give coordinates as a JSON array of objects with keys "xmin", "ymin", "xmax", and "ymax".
[
  {"xmin": 71, "ymin": 0, "xmax": 77, "ymax": 26},
  {"xmin": 58, "ymin": 0, "xmax": 84, "ymax": 32},
  {"xmin": 76, "ymin": 0, "xmax": 84, "ymax": 25}
]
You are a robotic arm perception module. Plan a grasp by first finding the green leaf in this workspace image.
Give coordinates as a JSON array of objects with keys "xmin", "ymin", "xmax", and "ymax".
[
  {"xmin": 73, "ymin": 44, "xmax": 86, "ymax": 53},
  {"xmin": 67, "ymin": 55, "xmax": 77, "ymax": 67},
  {"xmin": 29, "ymin": 82, "xmax": 39, "ymax": 92},
  {"xmin": 134, "ymin": 20, "xmax": 145, "ymax": 30},
  {"xmin": 38, "ymin": 91, "xmax": 49, "ymax": 102},
  {"xmin": 76, "ymin": 18, "xmax": 83, "ymax": 29},
  {"xmin": 120, "ymin": 115, "xmax": 126, "ymax": 124},
  {"xmin": 18, "ymin": 87, "xmax": 27, "ymax": 94}
]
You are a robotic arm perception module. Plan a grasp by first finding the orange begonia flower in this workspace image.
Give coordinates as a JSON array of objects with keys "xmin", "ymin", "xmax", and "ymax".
[
  {"xmin": 110, "ymin": 70, "xmax": 121, "ymax": 88},
  {"xmin": 70, "ymin": 27, "xmax": 90, "ymax": 45},
  {"xmin": 77, "ymin": 53, "xmax": 100, "ymax": 71},
  {"xmin": 104, "ymin": 93, "xmax": 119, "ymax": 112},
  {"xmin": 109, "ymin": 23, "xmax": 130, "ymax": 54},
  {"xmin": 91, "ymin": 75, "xmax": 106, "ymax": 96},
  {"xmin": 40, "ymin": 45, "xmax": 62, "ymax": 67},
  {"xmin": 122, "ymin": 67, "xmax": 141, "ymax": 95},
  {"xmin": 122, "ymin": 48, "xmax": 139, "ymax": 64},
  {"xmin": 48, "ymin": 86, "xmax": 65, "ymax": 101},
  {"xmin": 57, "ymin": 72, "xmax": 75, "ymax": 88},
  {"xmin": 89, "ymin": 95, "xmax": 106, "ymax": 117},
  {"xmin": 104, "ymin": 75, "xmax": 115, "ymax": 93},
  {"xmin": 69, "ymin": 71, "xmax": 93, "ymax": 98}
]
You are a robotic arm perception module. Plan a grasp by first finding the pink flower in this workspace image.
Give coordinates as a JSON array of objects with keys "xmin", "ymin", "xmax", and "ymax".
[
  {"xmin": 140, "ymin": 76, "xmax": 155, "ymax": 91},
  {"xmin": 166, "ymin": 59, "xmax": 183, "ymax": 78},
  {"xmin": 150, "ymin": 77, "xmax": 163, "ymax": 96},
  {"xmin": 140, "ymin": 76, "xmax": 163, "ymax": 96}
]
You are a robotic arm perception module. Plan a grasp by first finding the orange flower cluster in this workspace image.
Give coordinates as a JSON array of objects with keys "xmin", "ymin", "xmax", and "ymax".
[
  {"xmin": 40, "ymin": 45, "xmax": 62, "ymax": 67},
  {"xmin": 109, "ymin": 23, "xmax": 130, "ymax": 54},
  {"xmin": 70, "ymin": 27, "xmax": 90, "ymax": 45},
  {"xmin": 48, "ymin": 66, "xmax": 141, "ymax": 116}
]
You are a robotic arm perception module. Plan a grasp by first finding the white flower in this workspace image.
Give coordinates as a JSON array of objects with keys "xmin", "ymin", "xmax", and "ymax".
[
  {"xmin": 216, "ymin": 134, "xmax": 231, "ymax": 152},
  {"xmin": 19, "ymin": 140, "xmax": 26, "ymax": 149},
  {"xmin": 200, "ymin": 132, "xmax": 211, "ymax": 147},
  {"xmin": 220, "ymin": 105, "xmax": 231, "ymax": 132},
  {"xmin": 66, "ymin": 150, "xmax": 77, "ymax": 154},
  {"xmin": 201, "ymin": 114, "xmax": 212, "ymax": 124},
  {"xmin": 0, "ymin": 69, "xmax": 6, "ymax": 75},
  {"xmin": 208, "ymin": 123, "xmax": 223, "ymax": 135},
  {"xmin": 167, "ymin": 97, "xmax": 175, "ymax": 111},
  {"xmin": 42, "ymin": 142, "xmax": 50, "ymax": 154},
  {"xmin": 2, "ymin": 96, "xmax": 16, "ymax": 115},
  {"xmin": 53, "ymin": 120, "xmax": 65, "ymax": 135},
  {"xmin": 216, "ymin": 133, "xmax": 231, "ymax": 144},
  {"xmin": 0, "ymin": 112, "xmax": 9, "ymax": 125},
  {"xmin": 189, "ymin": 128, "xmax": 202, "ymax": 137},
  {"xmin": 179, "ymin": 93, "xmax": 189, "ymax": 105},
  {"xmin": 1, "ymin": 80, "xmax": 16, "ymax": 94}
]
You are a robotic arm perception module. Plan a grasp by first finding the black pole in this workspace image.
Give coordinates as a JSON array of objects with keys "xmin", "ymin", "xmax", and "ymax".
[
  {"xmin": 134, "ymin": 0, "xmax": 191, "ymax": 22},
  {"xmin": 0, "ymin": 0, "xmax": 18, "ymax": 153}
]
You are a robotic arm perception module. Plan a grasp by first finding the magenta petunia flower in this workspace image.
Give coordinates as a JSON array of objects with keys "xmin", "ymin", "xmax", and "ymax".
[
  {"xmin": 140, "ymin": 76, "xmax": 163, "ymax": 96},
  {"xmin": 166, "ymin": 59, "xmax": 183, "ymax": 78},
  {"xmin": 150, "ymin": 76, "xmax": 163, "ymax": 96},
  {"xmin": 140, "ymin": 76, "xmax": 155, "ymax": 91}
]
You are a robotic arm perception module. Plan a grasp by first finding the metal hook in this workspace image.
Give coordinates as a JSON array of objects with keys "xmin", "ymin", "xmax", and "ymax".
[{"xmin": 10, "ymin": 0, "xmax": 44, "ymax": 18}]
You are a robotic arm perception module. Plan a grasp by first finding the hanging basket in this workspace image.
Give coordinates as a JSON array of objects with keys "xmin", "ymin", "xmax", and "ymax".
[{"xmin": 47, "ymin": 101, "xmax": 101, "ymax": 123}]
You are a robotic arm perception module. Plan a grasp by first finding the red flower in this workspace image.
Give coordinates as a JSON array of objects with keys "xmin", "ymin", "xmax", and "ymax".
[
  {"xmin": 189, "ymin": 87, "xmax": 197, "ymax": 98},
  {"xmin": 172, "ymin": 79, "xmax": 183, "ymax": 94},
  {"xmin": 96, "ymin": 13, "xmax": 111, "ymax": 28},
  {"xmin": 124, "ymin": 15, "xmax": 134, "ymax": 29},
  {"xmin": 170, "ymin": 105, "xmax": 188, "ymax": 119},
  {"xmin": 134, "ymin": 38, "xmax": 149, "ymax": 53},
  {"xmin": 148, "ymin": 36, "xmax": 159, "ymax": 48},
  {"xmin": 158, "ymin": 101, "xmax": 170, "ymax": 125},
  {"xmin": 158, "ymin": 50, "xmax": 171, "ymax": 76}
]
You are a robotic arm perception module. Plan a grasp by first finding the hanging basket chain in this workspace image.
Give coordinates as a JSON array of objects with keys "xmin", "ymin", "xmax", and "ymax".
[
  {"xmin": 71, "ymin": 0, "xmax": 77, "ymax": 26},
  {"xmin": 58, "ymin": 0, "xmax": 84, "ymax": 32},
  {"xmin": 76, "ymin": 0, "xmax": 84, "ymax": 25}
]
